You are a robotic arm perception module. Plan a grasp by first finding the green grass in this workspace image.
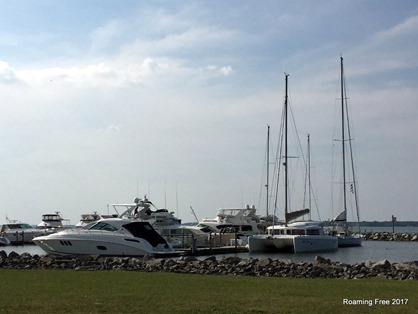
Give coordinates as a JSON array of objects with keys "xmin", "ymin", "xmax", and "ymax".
[{"xmin": 0, "ymin": 269, "xmax": 416, "ymax": 313}]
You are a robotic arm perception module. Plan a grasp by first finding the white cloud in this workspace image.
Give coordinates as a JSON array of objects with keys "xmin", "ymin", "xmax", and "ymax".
[
  {"xmin": 0, "ymin": 60, "xmax": 19, "ymax": 83},
  {"xmin": 374, "ymin": 15, "xmax": 418, "ymax": 42},
  {"xmin": 205, "ymin": 65, "xmax": 233, "ymax": 76},
  {"xmin": 104, "ymin": 125, "xmax": 121, "ymax": 133},
  {"xmin": 11, "ymin": 57, "xmax": 177, "ymax": 87}
]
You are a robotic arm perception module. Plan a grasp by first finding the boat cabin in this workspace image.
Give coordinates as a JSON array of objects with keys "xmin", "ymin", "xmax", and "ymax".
[
  {"xmin": 267, "ymin": 222, "xmax": 325, "ymax": 236},
  {"xmin": 1, "ymin": 223, "xmax": 33, "ymax": 232}
]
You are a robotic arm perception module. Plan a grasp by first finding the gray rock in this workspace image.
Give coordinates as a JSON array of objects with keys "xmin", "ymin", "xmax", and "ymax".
[
  {"xmin": 257, "ymin": 258, "xmax": 273, "ymax": 268},
  {"xmin": 314, "ymin": 256, "xmax": 331, "ymax": 265},
  {"xmin": 372, "ymin": 259, "xmax": 391, "ymax": 270}
]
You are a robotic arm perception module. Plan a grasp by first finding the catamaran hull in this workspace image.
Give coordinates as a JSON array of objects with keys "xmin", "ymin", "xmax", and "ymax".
[
  {"xmin": 248, "ymin": 234, "xmax": 338, "ymax": 253},
  {"xmin": 293, "ymin": 236, "xmax": 338, "ymax": 253},
  {"xmin": 247, "ymin": 236, "xmax": 279, "ymax": 252}
]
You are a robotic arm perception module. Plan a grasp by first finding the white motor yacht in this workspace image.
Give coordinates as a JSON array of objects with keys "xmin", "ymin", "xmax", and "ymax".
[
  {"xmin": 37, "ymin": 212, "xmax": 65, "ymax": 230},
  {"xmin": 108, "ymin": 196, "xmax": 207, "ymax": 248},
  {"xmin": 1, "ymin": 222, "xmax": 48, "ymax": 244},
  {"xmin": 248, "ymin": 221, "xmax": 338, "ymax": 253},
  {"xmin": 191, "ymin": 205, "xmax": 269, "ymax": 247},
  {"xmin": 197, "ymin": 205, "xmax": 267, "ymax": 235},
  {"xmin": 33, "ymin": 218, "xmax": 177, "ymax": 257}
]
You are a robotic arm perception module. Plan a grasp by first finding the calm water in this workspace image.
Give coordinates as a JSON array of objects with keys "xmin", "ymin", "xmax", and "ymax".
[
  {"xmin": 2, "ymin": 240, "xmax": 417, "ymax": 265},
  {"xmin": 245, "ymin": 240, "xmax": 418, "ymax": 264}
]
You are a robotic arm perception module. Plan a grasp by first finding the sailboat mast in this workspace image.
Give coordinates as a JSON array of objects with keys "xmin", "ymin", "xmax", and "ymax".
[
  {"xmin": 307, "ymin": 133, "xmax": 312, "ymax": 220},
  {"xmin": 341, "ymin": 56, "xmax": 347, "ymax": 218},
  {"xmin": 284, "ymin": 73, "xmax": 289, "ymax": 225},
  {"xmin": 266, "ymin": 125, "xmax": 270, "ymax": 217}
]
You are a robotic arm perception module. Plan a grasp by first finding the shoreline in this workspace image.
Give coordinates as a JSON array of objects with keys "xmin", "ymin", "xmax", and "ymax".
[{"xmin": 1, "ymin": 250, "xmax": 417, "ymax": 280}]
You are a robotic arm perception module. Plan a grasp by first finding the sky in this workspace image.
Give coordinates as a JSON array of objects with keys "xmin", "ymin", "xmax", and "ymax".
[{"xmin": 0, "ymin": 0, "xmax": 417, "ymax": 225}]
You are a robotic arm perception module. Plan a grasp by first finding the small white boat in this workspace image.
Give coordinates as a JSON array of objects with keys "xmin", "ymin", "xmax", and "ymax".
[
  {"xmin": 330, "ymin": 225, "xmax": 363, "ymax": 247},
  {"xmin": 33, "ymin": 218, "xmax": 177, "ymax": 257},
  {"xmin": 1, "ymin": 222, "xmax": 48, "ymax": 244},
  {"xmin": 0, "ymin": 237, "xmax": 10, "ymax": 246}
]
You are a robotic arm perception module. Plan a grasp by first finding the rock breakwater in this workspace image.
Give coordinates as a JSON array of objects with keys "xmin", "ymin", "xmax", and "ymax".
[
  {"xmin": 1, "ymin": 251, "xmax": 417, "ymax": 280},
  {"xmin": 362, "ymin": 232, "xmax": 418, "ymax": 241}
]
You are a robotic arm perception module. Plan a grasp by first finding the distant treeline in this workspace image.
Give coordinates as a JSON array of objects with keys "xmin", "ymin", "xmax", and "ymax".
[{"xmin": 323, "ymin": 221, "xmax": 418, "ymax": 227}]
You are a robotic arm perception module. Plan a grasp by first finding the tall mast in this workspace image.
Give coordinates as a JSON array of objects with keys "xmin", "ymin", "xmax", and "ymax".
[
  {"xmin": 284, "ymin": 73, "xmax": 289, "ymax": 225},
  {"xmin": 307, "ymin": 133, "xmax": 312, "ymax": 220},
  {"xmin": 266, "ymin": 125, "xmax": 270, "ymax": 217},
  {"xmin": 341, "ymin": 56, "xmax": 347, "ymax": 220}
]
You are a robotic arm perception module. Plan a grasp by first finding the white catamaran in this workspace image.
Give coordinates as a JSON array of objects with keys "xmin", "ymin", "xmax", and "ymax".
[{"xmin": 248, "ymin": 74, "xmax": 338, "ymax": 253}]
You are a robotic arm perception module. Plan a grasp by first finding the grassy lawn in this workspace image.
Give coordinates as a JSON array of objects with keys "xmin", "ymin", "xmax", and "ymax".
[{"xmin": 0, "ymin": 269, "xmax": 416, "ymax": 313}]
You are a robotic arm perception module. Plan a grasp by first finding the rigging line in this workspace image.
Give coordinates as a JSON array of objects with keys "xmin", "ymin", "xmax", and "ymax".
[
  {"xmin": 303, "ymin": 135, "xmax": 309, "ymax": 209},
  {"xmin": 344, "ymin": 80, "xmax": 361, "ymax": 224},
  {"xmin": 309, "ymin": 144, "xmax": 322, "ymax": 221},
  {"xmin": 287, "ymin": 86, "xmax": 309, "ymax": 214},
  {"xmin": 273, "ymin": 98, "xmax": 286, "ymax": 219},
  {"xmin": 331, "ymin": 97, "xmax": 340, "ymax": 220}
]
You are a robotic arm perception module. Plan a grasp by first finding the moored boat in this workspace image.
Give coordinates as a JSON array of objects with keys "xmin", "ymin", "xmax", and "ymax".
[
  {"xmin": 1, "ymin": 222, "xmax": 48, "ymax": 244},
  {"xmin": 109, "ymin": 196, "xmax": 207, "ymax": 248},
  {"xmin": 249, "ymin": 221, "xmax": 337, "ymax": 253},
  {"xmin": 197, "ymin": 205, "xmax": 265, "ymax": 235},
  {"xmin": 248, "ymin": 74, "xmax": 338, "ymax": 253},
  {"xmin": 36, "ymin": 212, "xmax": 65, "ymax": 231},
  {"xmin": 33, "ymin": 218, "xmax": 178, "ymax": 257}
]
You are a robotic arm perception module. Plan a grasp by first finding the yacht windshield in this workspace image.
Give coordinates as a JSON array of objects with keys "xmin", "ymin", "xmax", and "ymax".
[
  {"xmin": 123, "ymin": 222, "xmax": 167, "ymax": 247},
  {"xmin": 88, "ymin": 221, "xmax": 119, "ymax": 232}
]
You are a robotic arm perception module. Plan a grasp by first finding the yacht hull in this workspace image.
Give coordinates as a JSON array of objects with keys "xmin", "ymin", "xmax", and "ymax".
[
  {"xmin": 33, "ymin": 230, "xmax": 176, "ymax": 257},
  {"xmin": 3, "ymin": 230, "xmax": 49, "ymax": 244},
  {"xmin": 337, "ymin": 235, "xmax": 363, "ymax": 247}
]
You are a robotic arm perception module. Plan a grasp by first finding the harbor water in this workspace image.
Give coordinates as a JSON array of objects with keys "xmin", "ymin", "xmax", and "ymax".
[{"xmin": 3, "ymin": 239, "xmax": 417, "ymax": 265}]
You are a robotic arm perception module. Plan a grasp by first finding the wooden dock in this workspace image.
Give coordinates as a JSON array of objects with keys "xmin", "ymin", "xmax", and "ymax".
[{"xmin": 178, "ymin": 245, "xmax": 249, "ymax": 256}]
